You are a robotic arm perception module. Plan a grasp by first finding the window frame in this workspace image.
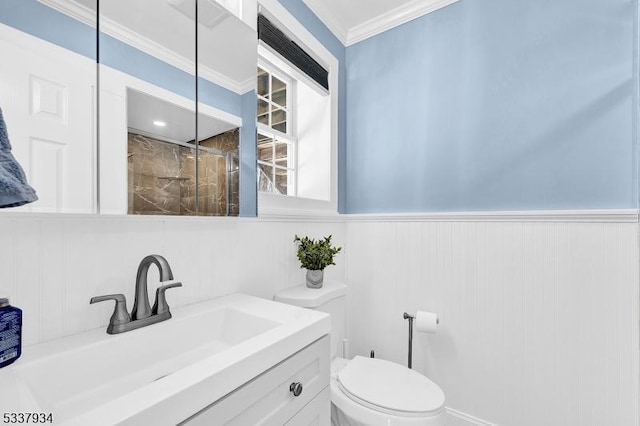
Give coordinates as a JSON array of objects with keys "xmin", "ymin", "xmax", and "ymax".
[{"xmin": 257, "ymin": 0, "xmax": 339, "ymax": 215}]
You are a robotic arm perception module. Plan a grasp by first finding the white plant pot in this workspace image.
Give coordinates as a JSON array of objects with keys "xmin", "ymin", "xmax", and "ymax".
[{"xmin": 305, "ymin": 269, "xmax": 324, "ymax": 289}]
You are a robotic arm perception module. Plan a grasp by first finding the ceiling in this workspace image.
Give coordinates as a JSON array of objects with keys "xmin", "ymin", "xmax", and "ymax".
[
  {"xmin": 302, "ymin": 0, "xmax": 460, "ymax": 46},
  {"xmin": 127, "ymin": 89, "xmax": 236, "ymax": 143}
]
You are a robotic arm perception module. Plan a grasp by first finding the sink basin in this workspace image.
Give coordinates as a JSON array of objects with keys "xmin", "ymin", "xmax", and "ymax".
[
  {"xmin": 15, "ymin": 307, "xmax": 279, "ymax": 420},
  {"xmin": 0, "ymin": 293, "xmax": 330, "ymax": 425}
]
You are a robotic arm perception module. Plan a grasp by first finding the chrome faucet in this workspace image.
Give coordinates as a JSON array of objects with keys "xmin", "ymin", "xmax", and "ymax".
[{"xmin": 90, "ymin": 254, "xmax": 182, "ymax": 334}]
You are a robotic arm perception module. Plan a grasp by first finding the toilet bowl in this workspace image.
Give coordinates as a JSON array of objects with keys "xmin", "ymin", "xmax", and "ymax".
[
  {"xmin": 330, "ymin": 357, "xmax": 445, "ymax": 426},
  {"xmin": 274, "ymin": 281, "xmax": 446, "ymax": 426}
]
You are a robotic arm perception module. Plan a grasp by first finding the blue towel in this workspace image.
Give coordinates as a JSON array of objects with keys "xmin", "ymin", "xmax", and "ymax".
[{"xmin": 0, "ymin": 107, "xmax": 38, "ymax": 208}]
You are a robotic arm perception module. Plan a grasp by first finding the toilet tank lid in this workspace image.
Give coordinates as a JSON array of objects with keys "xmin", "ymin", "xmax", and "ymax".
[{"xmin": 274, "ymin": 280, "xmax": 347, "ymax": 308}]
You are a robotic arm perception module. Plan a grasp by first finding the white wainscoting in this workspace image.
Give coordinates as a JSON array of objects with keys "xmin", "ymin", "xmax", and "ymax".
[
  {"xmin": 344, "ymin": 215, "xmax": 639, "ymax": 426},
  {"xmin": 1, "ymin": 210, "xmax": 638, "ymax": 426},
  {"xmin": 0, "ymin": 213, "xmax": 346, "ymax": 347}
]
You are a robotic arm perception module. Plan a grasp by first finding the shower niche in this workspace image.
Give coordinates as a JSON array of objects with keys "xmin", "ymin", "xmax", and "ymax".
[{"xmin": 126, "ymin": 89, "xmax": 239, "ymax": 216}]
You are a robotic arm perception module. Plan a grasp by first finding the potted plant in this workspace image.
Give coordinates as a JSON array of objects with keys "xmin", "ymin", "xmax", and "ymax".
[{"xmin": 293, "ymin": 234, "xmax": 342, "ymax": 289}]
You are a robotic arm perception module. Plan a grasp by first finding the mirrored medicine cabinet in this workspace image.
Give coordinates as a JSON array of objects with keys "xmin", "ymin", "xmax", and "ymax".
[{"xmin": 0, "ymin": 0, "xmax": 257, "ymax": 216}]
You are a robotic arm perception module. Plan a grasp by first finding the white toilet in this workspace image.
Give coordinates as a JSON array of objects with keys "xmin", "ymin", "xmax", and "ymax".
[{"xmin": 274, "ymin": 281, "xmax": 446, "ymax": 426}]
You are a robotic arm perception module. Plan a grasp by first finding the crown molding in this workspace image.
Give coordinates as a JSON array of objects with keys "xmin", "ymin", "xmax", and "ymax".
[
  {"xmin": 37, "ymin": 0, "xmax": 253, "ymax": 94},
  {"xmin": 104, "ymin": 18, "xmax": 254, "ymax": 94},
  {"xmin": 346, "ymin": 0, "xmax": 460, "ymax": 46},
  {"xmin": 303, "ymin": 0, "xmax": 460, "ymax": 47}
]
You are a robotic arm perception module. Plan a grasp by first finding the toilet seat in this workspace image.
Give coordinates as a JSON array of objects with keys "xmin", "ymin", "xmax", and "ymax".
[{"xmin": 336, "ymin": 356, "xmax": 445, "ymax": 418}]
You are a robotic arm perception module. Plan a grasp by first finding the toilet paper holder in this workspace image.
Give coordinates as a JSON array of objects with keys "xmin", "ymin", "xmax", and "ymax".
[
  {"xmin": 403, "ymin": 311, "xmax": 439, "ymax": 369},
  {"xmin": 402, "ymin": 312, "xmax": 415, "ymax": 369}
]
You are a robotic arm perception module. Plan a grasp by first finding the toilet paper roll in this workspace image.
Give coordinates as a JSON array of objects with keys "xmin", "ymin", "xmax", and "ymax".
[{"xmin": 415, "ymin": 310, "xmax": 439, "ymax": 334}]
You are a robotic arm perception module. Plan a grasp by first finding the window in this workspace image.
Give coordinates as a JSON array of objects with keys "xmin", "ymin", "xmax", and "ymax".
[
  {"xmin": 256, "ymin": 0, "xmax": 339, "ymax": 213},
  {"xmin": 256, "ymin": 48, "xmax": 333, "ymax": 203},
  {"xmin": 257, "ymin": 65, "xmax": 295, "ymax": 195}
]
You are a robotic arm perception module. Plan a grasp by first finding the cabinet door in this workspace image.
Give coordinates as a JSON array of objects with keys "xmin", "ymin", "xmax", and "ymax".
[
  {"xmin": 285, "ymin": 387, "xmax": 330, "ymax": 426},
  {"xmin": 183, "ymin": 335, "xmax": 330, "ymax": 425}
]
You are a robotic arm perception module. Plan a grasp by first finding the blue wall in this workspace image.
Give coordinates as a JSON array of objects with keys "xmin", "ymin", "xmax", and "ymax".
[
  {"xmin": 0, "ymin": 0, "xmax": 96, "ymax": 59},
  {"xmin": 6, "ymin": 0, "xmax": 634, "ymax": 214},
  {"xmin": 345, "ymin": 0, "xmax": 638, "ymax": 213},
  {"xmin": 240, "ymin": 90, "xmax": 258, "ymax": 216}
]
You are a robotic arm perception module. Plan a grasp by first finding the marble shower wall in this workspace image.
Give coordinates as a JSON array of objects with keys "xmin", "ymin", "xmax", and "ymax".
[
  {"xmin": 127, "ymin": 130, "xmax": 239, "ymax": 216},
  {"xmin": 196, "ymin": 129, "xmax": 240, "ymax": 216}
]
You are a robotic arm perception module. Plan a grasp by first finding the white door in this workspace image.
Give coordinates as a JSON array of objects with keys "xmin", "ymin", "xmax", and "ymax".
[{"xmin": 0, "ymin": 23, "xmax": 96, "ymax": 213}]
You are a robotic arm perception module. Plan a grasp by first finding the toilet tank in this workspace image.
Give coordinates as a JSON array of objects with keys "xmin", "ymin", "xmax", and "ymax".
[{"xmin": 274, "ymin": 281, "xmax": 347, "ymax": 359}]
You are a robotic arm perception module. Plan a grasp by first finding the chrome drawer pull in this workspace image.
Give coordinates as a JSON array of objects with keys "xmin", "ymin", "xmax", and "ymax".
[{"xmin": 289, "ymin": 382, "xmax": 303, "ymax": 397}]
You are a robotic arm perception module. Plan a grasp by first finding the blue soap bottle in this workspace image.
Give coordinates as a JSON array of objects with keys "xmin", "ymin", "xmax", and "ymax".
[{"xmin": 0, "ymin": 297, "xmax": 22, "ymax": 368}]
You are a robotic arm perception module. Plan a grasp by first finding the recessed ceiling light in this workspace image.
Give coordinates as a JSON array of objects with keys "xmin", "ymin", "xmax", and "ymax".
[{"xmin": 153, "ymin": 120, "xmax": 167, "ymax": 127}]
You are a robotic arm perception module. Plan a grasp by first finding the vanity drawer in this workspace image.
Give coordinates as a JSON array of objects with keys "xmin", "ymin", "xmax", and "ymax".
[
  {"xmin": 183, "ymin": 335, "xmax": 330, "ymax": 425},
  {"xmin": 285, "ymin": 386, "xmax": 330, "ymax": 426}
]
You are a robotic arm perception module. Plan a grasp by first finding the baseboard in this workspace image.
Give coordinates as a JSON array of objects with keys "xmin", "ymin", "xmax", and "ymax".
[{"xmin": 446, "ymin": 407, "xmax": 498, "ymax": 426}]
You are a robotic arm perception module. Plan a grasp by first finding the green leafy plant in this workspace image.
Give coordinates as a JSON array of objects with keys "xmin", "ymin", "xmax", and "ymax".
[{"xmin": 293, "ymin": 235, "xmax": 342, "ymax": 271}]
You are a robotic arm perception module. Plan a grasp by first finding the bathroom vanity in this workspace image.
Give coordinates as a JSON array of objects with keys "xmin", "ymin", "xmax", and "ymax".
[
  {"xmin": 183, "ymin": 334, "xmax": 330, "ymax": 425},
  {"xmin": 0, "ymin": 294, "xmax": 331, "ymax": 425}
]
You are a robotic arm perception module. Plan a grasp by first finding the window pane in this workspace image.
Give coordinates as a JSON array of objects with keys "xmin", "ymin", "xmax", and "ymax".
[
  {"xmin": 257, "ymin": 99, "xmax": 269, "ymax": 125},
  {"xmin": 272, "ymin": 75, "xmax": 286, "ymax": 95},
  {"xmin": 272, "ymin": 107, "xmax": 287, "ymax": 133},
  {"xmin": 258, "ymin": 163, "xmax": 277, "ymax": 193},
  {"xmin": 257, "ymin": 67, "xmax": 269, "ymax": 98},
  {"xmin": 274, "ymin": 167, "xmax": 288, "ymax": 195},
  {"xmin": 272, "ymin": 91, "xmax": 286, "ymax": 108},
  {"xmin": 274, "ymin": 141, "xmax": 288, "ymax": 168},
  {"xmin": 258, "ymin": 141, "xmax": 273, "ymax": 162},
  {"xmin": 257, "ymin": 132, "xmax": 271, "ymax": 145},
  {"xmin": 272, "ymin": 78, "xmax": 286, "ymax": 108}
]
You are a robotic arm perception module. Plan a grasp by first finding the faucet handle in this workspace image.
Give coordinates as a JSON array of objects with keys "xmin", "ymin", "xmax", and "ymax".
[
  {"xmin": 152, "ymin": 282, "xmax": 182, "ymax": 316},
  {"xmin": 90, "ymin": 294, "xmax": 131, "ymax": 332}
]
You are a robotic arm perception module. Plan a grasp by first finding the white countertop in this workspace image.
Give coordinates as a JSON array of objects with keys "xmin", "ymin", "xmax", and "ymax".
[{"xmin": 0, "ymin": 293, "xmax": 330, "ymax": 425}]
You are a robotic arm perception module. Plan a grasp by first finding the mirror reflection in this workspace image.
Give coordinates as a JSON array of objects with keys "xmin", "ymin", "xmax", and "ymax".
[
  {"xmin": 0, "ymin": 0, "xmax": 256, "ymax": 216},
  {"xmin": 99, "ymin": 0, "xmax": 256, "ymax": 216},
  {"xmin": 0, "ymin": 0, "xmax": 98, "ymax": 213},
  {"xmin": 98, "ymin": 0, "xmax": 196, "ymax": 215},
  {"xmin": 127, "ymin": 90, "xmax": 239, "ymax": 216}
]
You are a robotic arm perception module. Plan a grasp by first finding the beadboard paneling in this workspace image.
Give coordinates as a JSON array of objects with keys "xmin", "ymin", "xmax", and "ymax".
[
  {"xmin": 345, "ymin": 219, "xmax": 639, "ymax": 426},
  {"xmin": 1, "ymin": 212, "xmax": 637, "ymax": 426},
  {"xmin": 0, "ymin": 214, "xmax": 346, "ymax": 346}
]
